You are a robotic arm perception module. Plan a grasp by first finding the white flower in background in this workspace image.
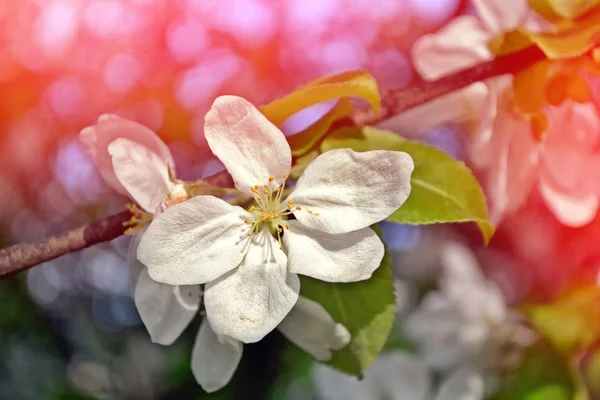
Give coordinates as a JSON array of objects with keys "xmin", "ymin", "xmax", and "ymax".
[
  {"xmin": 81, "ymin": 114, "xmax": 198, "ymax": 346},
  {"xmin": 138, "ymin": 95, "xmax": 414, "ymax": 343},
  {"xmin": 312, "ymin": 351, "xmax": 484, "ymax": 400},
  {"xmin": 379, "ymin": 0, "xmax": 552, "ymax": 140},
  {"xmin": 404, "ymin": 242, "xmax": 536, "ymax": 391},
  {"xmin": 194, "ymin": 296, "xmax": 351, "ymax": 392}
]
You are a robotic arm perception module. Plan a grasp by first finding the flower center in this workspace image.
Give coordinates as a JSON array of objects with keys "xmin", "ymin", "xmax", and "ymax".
[{"xmin": 244, "ymin": 174, "xmax": 297, "ymax": 249}]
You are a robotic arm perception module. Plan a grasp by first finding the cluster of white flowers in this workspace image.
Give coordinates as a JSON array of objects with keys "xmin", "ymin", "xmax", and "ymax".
[
  {"xmin": 312, "ymin": 242, "xmax": 536, "ymax": 400},
  {"xmin": 81, "ymin": 95, "xmax": 415, "ymax": 392}
]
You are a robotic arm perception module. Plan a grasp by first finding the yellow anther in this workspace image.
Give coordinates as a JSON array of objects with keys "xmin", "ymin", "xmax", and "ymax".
[
  {"xmin": 295, "ymin": 206, "xmax": 302, "ymax": 211},
  {"xmin": 263, "ymin": 189, "xmax": 270, "ymax": 195},
  {"xmin": 256, "ymin": 196, "xmax": 262, "ymax": 201},
  {"xmin": 276, "ymin": 186, "xmax": 282, "ymax": 191},
  {"xmin": 269, "ymin": 176, "xmax": 275, "ymax": 182},
  {"xmin": 251, "ymin": 186, "xmax": 258, "ymax": 193},
  {"xmin": 307, "ymin": 210, "xmax": 313, "ymax": 214},
  {"xmin": 244, "ymin": 218, "xmax": 249, "ymax": 223},
  {"xmin": 277, "ymin": 227, "xmax": 283, "ymax": 233},
  {"xmin": 285, "ymin": 223, "xmax": 290, "ymax": 229},
  {"xmin": 315, "ymin": 213, "xmax": 320, "ymax": 216},
  {"xmin": 282, "ymin": 173, "xmax": 288, "ymax": 179},
  {"xmin": 249, "ymin": 206, "xmax": 256, "ymax": 212}
]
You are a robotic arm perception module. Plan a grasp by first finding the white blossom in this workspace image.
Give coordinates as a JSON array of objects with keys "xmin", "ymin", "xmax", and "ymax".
[
  {"xmin": 193, "ymin": 296, "xmax": 351, "ymax": 392},
  {"xmin": 81, "ymin": 114, "xmax": 198, "ymax": 346},
  {"xmin": 404, "ymin": 242, "xmax": 536, "ymax": 390},
  {"xmin": 312, "ymin": 351, "xmax": 484, "ymax": 400},
  {"xmin": 137, "ymin": 95, "xmax": 414, "ymax": 343},
  {"xmin": 81, "ymin": 114, "xmax": 352, "ymax": 392}
]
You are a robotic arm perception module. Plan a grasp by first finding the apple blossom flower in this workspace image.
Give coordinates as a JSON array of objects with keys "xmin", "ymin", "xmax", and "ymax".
[
  {"xmin": 380, "ymin": 0, "xmax": 600, "ymax": 226},
  {"xmin": 379, "ymin": 0, "xmax": 552, "ymax": 140},
  {"xmin": 81, "ymin": 115, "xmax": 351, "ymax": 393},
  {"xmin": 81, "ymin": 114, "xmax": 198, "ymax": 345},
  {"xmin": 482, "ymin": 97, "xmax": 600, "ymax": 227},
  {"xmin": 404, "ymin": 242, "xmax": 536, "ymax": 390},
  {"xmin": 137, "ymin": 95, "xmax": 414, "ymax": 343},
  {"xmin": 312, "ymin": 351, "xmax": 485, "ymax": 400},
  {"xmin": 80, "ymin": 114, "xmax": 188, "ymax": 215}
]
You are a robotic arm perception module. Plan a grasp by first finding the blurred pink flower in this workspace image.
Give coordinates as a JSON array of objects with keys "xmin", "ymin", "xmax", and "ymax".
[
  {"xmin": 79, "ymin": 114, "xmax": 180, "ymax": 212},
  {"xmin": 380, "ymin": 0, "xmax": 550, "ymax": 138},
  {"xmin": 398, "ymin": 0, "xmax": 600, "ymax": 226},
  {"xmin": 484, "ymin": 98, "xmax": 600, "ymax": 227}
]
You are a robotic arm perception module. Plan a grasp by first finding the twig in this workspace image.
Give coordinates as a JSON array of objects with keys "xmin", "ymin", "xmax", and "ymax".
[
  {"xmin": 0, "ymin": 170, "xmax": 233, "ymax": 279},
  {"xmin": 352, "ymin": 45, "xmax": 547, "ymax": 126},
  {"xmin": 0, "ymin": 210, "xmax": 133, "ymax": 278}
]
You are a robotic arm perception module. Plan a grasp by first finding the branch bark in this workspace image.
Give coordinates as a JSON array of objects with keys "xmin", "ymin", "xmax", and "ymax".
[
  {"xmin": 352, "ymin": 45, "xmax": 546, "ymax": 126},
  {"xmin": 0, "ymin": 210, "xmax": 133, "ymax": 278}
]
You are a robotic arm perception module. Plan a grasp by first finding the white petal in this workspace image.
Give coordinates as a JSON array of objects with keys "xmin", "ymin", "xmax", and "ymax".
[
  {"xmin": 312, "ymin": 364, "xmax": 373, "ymax": 400},
  {"xmin": 412, "ymin": 16, "xmax": 492, "ymax": 80},
  {"xmin": 291, "ymin": 149, "xmax": 414, "ymax": 234},
  {"xmin": 191, "ymin": 319, "xmax": 243, "ymax": 393},
  {"xmin": 471, "ymin": 0, "xmax": 552, "ymax": 34},
  {"xmin": 366, "ymin": 351, "xmax": 432, "ymax": 400},
  {"xmin": 283, "ymin": 222, "xmax": 383, "ymax": 282},
  {"xmin": 539, "ymin": 179, "xmax": 598, "ymax": 227},
  {"xmin": 471, "ymin": 0, "xmax": 527, "ymax": 34},
  {"xmin": 109, "ymin": 138, "xmax": 173, "ymax": 213},
  {"xmin": 203, "ymin": 96, "xmax": 291, "ymax": 195},
  {"xmin": 434, "ymin": 369, "xmax": 485, "ymax": 400},
  {"xmin": 277, "ymin": 296, "xmax": 350, "ymax": 361},
  {"xmin": 440, "ymin": 242, "xmax": 507, "ymax": 322},
  {"xmin": 138, "ymin": 195, "xmax": 251, "ymax": 285},
  {"xmin": 204, "ymin": 229, "xmax": 300, "ymax": 343},
  {"xmin": 313, "ymin": 351, "xmax": 433, "ymax": 400},
  {"xmin": 134, "ymin": 269, "xmax": 199, "ymax": 345},
  {"xmin": 128, "ymin": 230, "xmax": 145, "ymax": 284},
  {"xmin": 80, "ymin": 114, "xmax": 175, "ymax": 195}
]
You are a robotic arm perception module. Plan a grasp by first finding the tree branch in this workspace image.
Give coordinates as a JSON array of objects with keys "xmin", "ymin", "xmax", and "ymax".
[
  {"xmin": 352, "ymin": 45, "xmax": 547, "ymax": 126},
  {"xmin": 0, "ymin": 210, "xmax": 133, "ymax": 278},
  {"xmin": 0, "ymin": 47, "xmax": 548, "ymax": 278},
  {"xmin": 0, "ymin": 170, "xmax": 234, "ymax": 279}
]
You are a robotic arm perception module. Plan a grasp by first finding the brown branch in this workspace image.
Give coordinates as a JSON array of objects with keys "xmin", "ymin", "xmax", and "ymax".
[
  {"xmin": 352, "ymin": 45, "xmax": 547, "ymax": 126},
  {"xmin": 0, "ymin": 170, "xmax": 233, "ymax": 279},
  {"xmin": 0, "ymin": 210, "xmax": 133, "ymax": 278}
]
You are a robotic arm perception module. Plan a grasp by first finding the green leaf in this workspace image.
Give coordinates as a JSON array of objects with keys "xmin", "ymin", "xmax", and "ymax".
[
  {"xmin": 320, "ymin": 126, "xmax": 495, "ymax": 244},
  {"xmin": 490, "ymin": 342, "xmax": 576, "ymax": 400},
  {"xmin": 299, "ymin": 226, "xmax": 396, "ymax": 376}
]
